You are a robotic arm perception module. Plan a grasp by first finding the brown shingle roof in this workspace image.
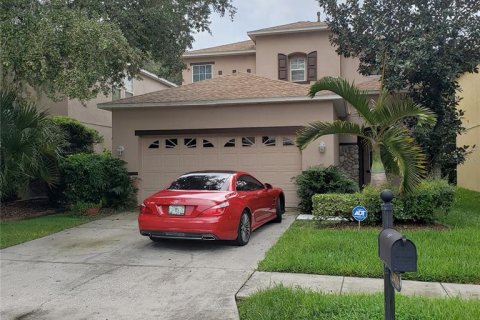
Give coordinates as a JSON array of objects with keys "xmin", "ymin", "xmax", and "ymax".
[
  {"xmin": 101, "ymin": 73, "xmax": 312, "ymax": 107},
  {"xmin": 99, "ymin": 74, "xmax": 381, "ymax": 109},
  {"xmin": 248, "ymin": 21, "xmax": 328, "ymax": 34},
  {"xmin": 356, "ymin": 76, "xmax": 382, "ymax": 91},
  {"xmin": 184, "ymin": 40, "xmax": 255, "ymax": 56}
]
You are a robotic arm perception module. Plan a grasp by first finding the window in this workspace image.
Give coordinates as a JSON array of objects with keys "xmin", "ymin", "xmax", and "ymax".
[
  {"xmin": 282, "ymin": 137, "xmax": 295, "ymax": 146},
  {"xmin": 262, "ymin": 136, "xmax": 276, "ymax": 147},
  {"xmin": 112, "ymin": 86, "xmax": 121, "ymax": 101},
  {"xmin": 192, "ymin": 64, "xmax": 212, "ymax": 82},
  {"xmin": 165, "ymin": 138, "xmax": 178, "ymax": 149},
  {"xmin": 236, "ymin": 175, "xmax": 265, "ymax": 191},
  {"xmin": 242, "ymin": 136, "xmax": 255, "ymax": 147},
  {"xmin": 125, "ymin": 77, "xmax": 133, "ymax": 97},
  {"xmin": 184, "ymin": 138, "xmax": 196, "ymax": 148},
  {"xmin": 169, "ymin": 173, "xmax": 232, "ymax": 191},
  {"xmin": 224, "ymin": 138, "xmax": 235, "ymax": 147},
  {"xmin": 148, "ymin": 140, "xmax": 160, "ymax": 149},
  {"xmin": 203, "ymin": 139, "xmax": 214, "ymax": 148},
  {"xmin": 290, "ymin": 57, "xmax": 305, "ymax": 82}
]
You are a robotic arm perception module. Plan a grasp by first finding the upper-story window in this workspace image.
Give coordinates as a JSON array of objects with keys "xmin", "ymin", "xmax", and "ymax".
[
  {"xmin": 290, "ymin": 57, "xmax": 305, "ymax": 82},
  {"xmin": 125, "ymin": 77, "xmax": 134, "ymax": 97},
  {"xmin": 192, "ymin": 64, "xmax": 212, "ymax": 82}
]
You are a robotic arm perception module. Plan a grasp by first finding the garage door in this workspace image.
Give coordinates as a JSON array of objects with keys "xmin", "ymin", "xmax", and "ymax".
[{"xmin": 139, "ymin": 134, "xmax": 302, "ymax": 207}]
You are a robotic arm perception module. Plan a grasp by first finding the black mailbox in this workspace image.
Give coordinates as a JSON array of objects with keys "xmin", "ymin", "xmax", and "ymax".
[{"xmin": 378, "ymin": 228, "xmax": 417, "ymax": 273}]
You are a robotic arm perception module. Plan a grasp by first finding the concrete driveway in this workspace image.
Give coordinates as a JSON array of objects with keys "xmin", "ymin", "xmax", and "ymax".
[{"xmin": 1, "ymin": 211, "xmax": 294, "ymax": 320}]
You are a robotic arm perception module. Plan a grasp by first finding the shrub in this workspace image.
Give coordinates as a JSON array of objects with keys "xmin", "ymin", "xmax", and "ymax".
[
  {"xmin": 312, "ymin": 179, "xmax": 455, "ymax": 224},
  {"xmin": 294, "ymin": 166, "xmax": 359, "ymax": 214},
  {"xmin": 52, "ymin": 116, "xmax": 103, "ymax": 154},
  {"xmin": 54, "ymin": 152, "xmax": 136, "ymax": 209},
  {"xmin": 71, "ymin": 201, "xmax": 101, "ymax": 215}
]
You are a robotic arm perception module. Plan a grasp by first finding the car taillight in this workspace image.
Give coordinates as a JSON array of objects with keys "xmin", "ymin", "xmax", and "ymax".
[
  {"xmin": 202, "ymin": 201, "xmax": 229, "ymax": 216},
  {"xmin": 140, "ymin": 203, "xmax": 153, "ymax": 215}
]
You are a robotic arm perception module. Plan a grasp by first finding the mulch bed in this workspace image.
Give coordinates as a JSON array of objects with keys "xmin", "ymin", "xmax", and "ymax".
[{"xmin": 1, "ymin": 198, "xmax": 58, "ymax": 221}]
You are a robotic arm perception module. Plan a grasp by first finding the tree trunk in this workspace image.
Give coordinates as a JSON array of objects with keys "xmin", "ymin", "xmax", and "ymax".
[{"xmin": 370, "ymin": 144, "xmax": 387, "ymax": 188}]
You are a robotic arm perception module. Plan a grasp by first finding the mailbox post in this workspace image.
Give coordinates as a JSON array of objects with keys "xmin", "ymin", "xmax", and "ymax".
[
  {"xmin": 380, "ymin": 190, "xmax": 395, "ymax": 320},
  {"xmin": 378, "ymin": 190, "xmax": 417, "ymax": 320}
]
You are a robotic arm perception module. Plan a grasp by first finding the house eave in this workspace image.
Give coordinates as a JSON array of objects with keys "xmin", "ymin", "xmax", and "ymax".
[
  {"xmin": 247, "ymin": 25, "xmax": 329, "ymax": 41},
  {"xmin": 139, "ymin": 70, "xmax": 177, "ymax": 87},
  {"xmin": 99, "ymin": 94, "xmax": 344, "ymax": 110},
  {"xmin": 182, "ymin": 50, "xmax": 256, "ymax": 59}
]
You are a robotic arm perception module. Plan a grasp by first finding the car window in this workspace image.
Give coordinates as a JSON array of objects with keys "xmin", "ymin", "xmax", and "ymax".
[
  {"xmin": 236, "ymin": 175, "xmax": 265, "ymax": 191},
  {"xmin": 169, "ymin": 173, "xmax": 231, "ymax": 191}
]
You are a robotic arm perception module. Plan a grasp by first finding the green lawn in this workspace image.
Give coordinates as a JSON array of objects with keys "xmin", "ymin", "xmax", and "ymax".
[
  {"xmin": 258, "ymin": 188, "xmax": 480, "ymax": 284},
  {"xmin": 238, "ymin": 286, "xmax": 480, "ymax": 320},
  {"xmin": 0, "ymin": 212, "xmax": 112, "ymax": 249}
]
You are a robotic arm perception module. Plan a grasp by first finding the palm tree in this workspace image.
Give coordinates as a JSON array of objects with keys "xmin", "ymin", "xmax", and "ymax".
[
  {"xmin": 296, "ymin": 77, "xmax": 436, "ymax": 193},
  {"xmin": 0, "ymin": 89, "xmax": 65, "ymax": 201}
]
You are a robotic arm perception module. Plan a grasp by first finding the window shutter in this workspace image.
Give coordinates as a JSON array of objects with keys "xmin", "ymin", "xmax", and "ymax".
[
  {"xmin": 307, "ymin": 51, "xmax": 317, "ymax": 81},
  {"xmin": 278, "ymin": 54, "xmax": 288, "ymax": 80}
]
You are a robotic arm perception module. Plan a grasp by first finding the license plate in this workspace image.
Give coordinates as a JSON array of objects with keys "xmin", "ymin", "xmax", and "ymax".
[{"xmin": 168, "ymin": 205, "xmax": 185, "ymax": 215}]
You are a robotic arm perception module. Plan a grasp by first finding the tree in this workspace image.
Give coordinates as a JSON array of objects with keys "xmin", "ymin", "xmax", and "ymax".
[
  {"xmin": 0, "ymin": 89, "xmax": 66, "ymax": 201},
  {"xmin": 1, "ymin": 0, "xmax": 235, "ymax": 101},
  {"xmin": 317, "ymin": 0, "xmax": 480, "ymax": 180},
  {"xmin": 296, "ymin": 77, "xmax": 436, "ymax": 193}
]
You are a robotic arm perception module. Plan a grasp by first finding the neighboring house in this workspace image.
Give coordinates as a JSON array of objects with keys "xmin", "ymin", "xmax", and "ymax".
[
  {"xmin": 100, "ymin": 21, "xmax": 381, "ymax": 206},
  {"xmin": 457, "ymin": 70, "xmax": 480, "ymax": 192},
  {"xmin": 37, "ymin": 70, "xmax": 176, "ymax": 151}
]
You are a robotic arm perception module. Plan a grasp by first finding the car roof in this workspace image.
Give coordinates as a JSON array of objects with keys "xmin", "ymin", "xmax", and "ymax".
[{"xmin": 182, "ymin": 170, "xmax": 249, "ymax": 176}]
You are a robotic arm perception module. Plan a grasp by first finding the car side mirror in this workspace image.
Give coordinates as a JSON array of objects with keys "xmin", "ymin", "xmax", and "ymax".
[{"xmin": 264, "ymin": 183, "xmax": 273, "ymax": 189}]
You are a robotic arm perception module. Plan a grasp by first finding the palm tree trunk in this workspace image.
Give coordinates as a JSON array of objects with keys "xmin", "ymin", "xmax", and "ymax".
[{"xmin": 370, "ymin": 144, "xmax": 387, "ymax": 188}]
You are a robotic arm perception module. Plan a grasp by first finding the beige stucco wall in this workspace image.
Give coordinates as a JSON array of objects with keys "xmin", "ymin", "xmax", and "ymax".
[
  {"xmin": 340, "ymin": 56, "xmax": 371, "ymax": 84},
  {"xmin": 457, "ymin": 71, "xmax": 480, "ymax": 192},
  {"xmin": 254, "ymin": 31, "xmax": 341, "ymax": 81},
  {"xmin": 111, "ymin": 101, "xmax": 338, "ymax": 174},
  {"xmin": 182, "ymin": 54, "xmax": 256, "ymax": 85}
]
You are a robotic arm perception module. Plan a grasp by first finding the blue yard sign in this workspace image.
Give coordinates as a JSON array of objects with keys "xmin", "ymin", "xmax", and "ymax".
[{"xmin": 352, "ymin": 206, "xmax": 368, "ymax": 222}]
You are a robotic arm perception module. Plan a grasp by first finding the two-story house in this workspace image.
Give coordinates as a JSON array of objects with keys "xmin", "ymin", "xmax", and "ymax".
[{"xmin": 100, "ymin": 21, "xmax": 380, "ymax": 206}]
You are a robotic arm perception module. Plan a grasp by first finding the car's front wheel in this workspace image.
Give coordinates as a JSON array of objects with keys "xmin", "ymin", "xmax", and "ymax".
[
  {"xmin": 234, "ymin": 211, "xmax": 251, "ymax": 246},
  {"xmin": 273, "ymin": 198, "xmax": 283, "ymax": 223}
]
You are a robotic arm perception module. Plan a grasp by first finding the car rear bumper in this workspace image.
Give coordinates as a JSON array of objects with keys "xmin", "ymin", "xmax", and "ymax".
[{"xmin": 138, "ymin": 213, "xmax": 237, "ymax": 240}]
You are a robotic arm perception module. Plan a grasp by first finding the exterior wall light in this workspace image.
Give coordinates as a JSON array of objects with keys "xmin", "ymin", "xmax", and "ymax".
[
  {"xmin": 319, "ymin": 141, "xmax": 326, "ymax": 153},
  {"xmin": 116, "ymin": 145, "xmax": 125, "ymax": 156}
]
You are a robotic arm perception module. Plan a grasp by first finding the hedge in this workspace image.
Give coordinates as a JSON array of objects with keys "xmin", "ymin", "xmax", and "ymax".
[
  {"xmin": 294, "ymin": 166, "xmax": 359, "ymax": 213},
  {"xmin": 312, "ymin": 180, "xmax": 455, "ymax": 223},
  {"xmin": 51, "ymin": 152, "xmax": 136, "ymax": 209}
]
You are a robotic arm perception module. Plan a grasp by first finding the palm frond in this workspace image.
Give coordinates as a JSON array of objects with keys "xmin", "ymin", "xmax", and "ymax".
[
  {"xmin": 308, "ymin": 77, "xmax": 376, "ymax": 125},
  {"xmin": 382, "ymin": 127, "xmax": 428, "ymax": 194},
  {"xmin": 374, "ymin": 95, "xmax": 436, "ymax": 128},
  {"xmin": 296, "ymin": 120, "xmax": 370, "ymax": 150}
]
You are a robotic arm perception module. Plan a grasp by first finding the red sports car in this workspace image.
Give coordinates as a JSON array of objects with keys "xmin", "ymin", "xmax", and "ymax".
[{"xmin": 138, "ymin": 171, "xmax": 285, "ymax": 245}]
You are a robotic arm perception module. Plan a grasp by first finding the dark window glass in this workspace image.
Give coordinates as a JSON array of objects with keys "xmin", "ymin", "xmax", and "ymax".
[
  {"xmin": 262, "ymin": 136, "xmax": 276, "ymax": 146},
  {"xmin": 236, "ymin": 175, "xmax": 264, "ymax": 191},
  {"xmin": 169, "ymin": 173, "xmax": 231, "ymax": 191},
  {"xmin": 148, "ymin": 140, "xmax": 160, "ymax": 149},
  {"xmin": 224, "ymin": 138, "xmax": 235, "ymax": 147},
  {"xmin": 282, "ymin": 137, "xmax": 295, "ymax": 146},
  {"xmin": 165, "ymin": 138, "xmax": 177, "ymax": 149},
  {"xmin": 184, "ymin": 138, "xmax": 196, "ymax": 148},
  {"xmin": 203, "ymin": 139, "xmax": 214, "ymax": 148},
  {"xmin": 242, "ymin": 136, "xmax": 255, "ymax": 147}
]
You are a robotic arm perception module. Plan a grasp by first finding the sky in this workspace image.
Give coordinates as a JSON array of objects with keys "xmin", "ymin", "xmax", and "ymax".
[{"xmin": 191, "ymin": 0, "xmax": 324, "ymax": 50}]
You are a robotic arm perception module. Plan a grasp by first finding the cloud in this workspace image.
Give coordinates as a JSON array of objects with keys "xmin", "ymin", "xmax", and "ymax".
[{"xmin": 192, "ymin": 0, "xmax": 322, "ymax": 50}]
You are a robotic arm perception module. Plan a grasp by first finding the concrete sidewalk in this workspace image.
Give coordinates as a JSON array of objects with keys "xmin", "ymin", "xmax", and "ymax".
[{"xmin": 236, "ymin": 271, "xmax": 480, "ymax": 300}]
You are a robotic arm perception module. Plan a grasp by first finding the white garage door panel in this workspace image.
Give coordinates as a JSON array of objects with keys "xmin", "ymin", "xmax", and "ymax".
[{"xmin": 140, "ymin": 135, "xmax": 301, "ymax": 207}]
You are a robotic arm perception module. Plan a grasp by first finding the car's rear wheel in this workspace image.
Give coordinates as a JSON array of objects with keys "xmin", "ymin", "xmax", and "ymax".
[
  {"xmin": 273, "ymin": 198, "xmax": 283, "ymax": 223},
  {"xmin": 234, "ymin": 211, "xmax": 251, "ymax": 246}
]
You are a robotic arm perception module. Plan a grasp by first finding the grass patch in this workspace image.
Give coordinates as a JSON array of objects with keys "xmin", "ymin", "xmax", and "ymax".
[
  {"xmin": 238, "ymin": 286, "xmax": 480, "ymax": 320},
  {"xmin": 0, "ymin": 211, "xmax": 117, "ymax": 249},
  {"xmin": 259, "ymin": 187, "xmax": 480, "ymax": 284}
]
